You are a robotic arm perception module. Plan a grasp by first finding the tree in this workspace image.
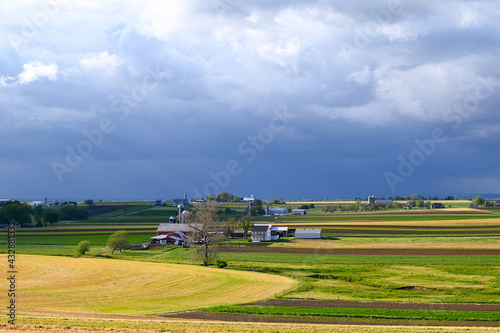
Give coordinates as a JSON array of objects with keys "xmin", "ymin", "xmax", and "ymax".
[
  {"xmin": 225, "ymin": 217, "xmax": 237, "ymax": 238},
  {"xmin": 217, "ymin": 191, "xmax": 231, "ymax": 202},
  {"xmin": 84, "ymin": 199, "xmax": 94, "ymax": 207},
  {"xmin": 472, "ymin": 196, "xmax": 485, "ymax": 207},
  {"xmin": 249, "ymin": 206, "xmax": 265, "ymax": 216},
  {"xmin": 76, "ymin": 240, "xmax": 91, "ymax": 255},
  {"xmin": 44, "ymin": 212, "xmax": 59, "ymax": 226},
  {"xmin": 0, "ymin": 201, "xmax": 33, "ymax": 225},
  {"xmin": 58, "ymin": 206, "xmax": 89, "ymax": 220},
  {"xmin": 416, "ymin": 199, "xmax": 425, "ymax": 208},
  {"xmin": 187, "ymin": 202, "xmax": 225, "ymax": 266},
  {"xmin": 206, "ymin": 193, "xmax": 217, "ymax": 201},
  {"xmin": 238, "ymin": 215, "xmax": 253, "ymax": 239},
  {"xmin": 107, "ymin": 230, "xmax": 129, "ymax": 254},
  {"xmin": 410, "ymin": 193, "xmax": 421, "ymax": 200},
  {"xmin": 232, "ymin": 195, "xmax": 242, "ymax": 202},
  {"xmin": 34, "ymin": 205, "xmax": 44, "ymax": 225}
]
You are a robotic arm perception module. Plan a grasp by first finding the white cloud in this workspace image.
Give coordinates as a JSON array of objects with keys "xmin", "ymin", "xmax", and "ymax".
[
  {"xmin": 137, "ymin": 0, "xmax": 191, "ymax": 41},
  {"xmin": 80, "ymin": 51, "xmax": 123, "ymax": 71},
  {"xmin": 0, "ymin": 61, "xmax": 58, "ymax": 86}
]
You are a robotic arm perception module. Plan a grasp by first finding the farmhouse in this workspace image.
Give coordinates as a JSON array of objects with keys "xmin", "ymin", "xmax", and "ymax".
[
  {"xmin": 152, "ymin": 199, "xmax": 165, "ymax": 206},
  {"xmin": 291, "ymin": 209, "xmax": 307, "ymax": 215},
  {"xmin": 295, "ymin": 228, "xmax": 322, "ymax": 239},
  {"xmin": 251, "ymin": 224, "xmax": 272, "ymax": 242}
]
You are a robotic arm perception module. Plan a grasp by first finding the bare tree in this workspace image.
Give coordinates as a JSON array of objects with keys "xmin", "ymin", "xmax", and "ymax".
[
  {"xmin": 187, "ymin": 202, "xmax": 225, "ymax": 266},
  {"xmin": 225, "ymin": 217, "xmax": 237, "ymax": 238}
]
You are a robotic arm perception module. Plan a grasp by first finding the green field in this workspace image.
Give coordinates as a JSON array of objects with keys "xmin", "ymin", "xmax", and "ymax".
[{"xmin": 207, "ymin": 305, "xmax": 500, "ymax": 322}]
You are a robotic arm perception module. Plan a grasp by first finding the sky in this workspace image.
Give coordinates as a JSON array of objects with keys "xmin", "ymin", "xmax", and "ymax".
[{"xmin": 1, "ymin": 0, "xmax": 500, "ymax": 202}]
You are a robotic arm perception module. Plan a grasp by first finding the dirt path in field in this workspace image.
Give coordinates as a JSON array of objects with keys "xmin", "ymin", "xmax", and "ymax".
[
  {"xmin": 219, "ymin": 246, "xmax": 500, "ymax": 255},
  {"xmin": 96, "ymin": 247, "xmax": 109, "ymax": 256}
]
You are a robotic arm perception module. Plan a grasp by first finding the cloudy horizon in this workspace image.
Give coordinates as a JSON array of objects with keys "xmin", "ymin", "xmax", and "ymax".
[{"xmin": 1, "ymin": 0, "xmax": 500, "ymax": 202}]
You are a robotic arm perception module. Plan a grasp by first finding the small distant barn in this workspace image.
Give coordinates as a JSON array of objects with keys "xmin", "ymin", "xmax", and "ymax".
[
  {"xmin": 292, "ymin": 209, "xmax": 307, "ymax": 215},
  {"xmin": 266, "ymin": 206, "xmax": 288, "ymax": 216},
  {"xmin": 251, "ymin": 224, "xmax": 272, "ymax": 242},
  {"xmin": 431, "ymin": 203, "xmax": 445, "ymax": 209},
  {"xmin": 231, "ymin": 230, "xmax": 245, "ymax": 238},
  {"xmin": 295, "ymin": 228, "xmax": 322, "ymax": 239}
]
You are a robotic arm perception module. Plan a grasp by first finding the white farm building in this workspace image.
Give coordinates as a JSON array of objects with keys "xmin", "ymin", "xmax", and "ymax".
[{"xmin": 295, "ymin": 228, "xmax": 322, "ymax": 239}]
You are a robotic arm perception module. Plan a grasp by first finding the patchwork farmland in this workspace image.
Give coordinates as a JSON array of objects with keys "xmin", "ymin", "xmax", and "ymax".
[{"xmin": 2, "ymin": 201, "xmax": 500, "ymax": 332}]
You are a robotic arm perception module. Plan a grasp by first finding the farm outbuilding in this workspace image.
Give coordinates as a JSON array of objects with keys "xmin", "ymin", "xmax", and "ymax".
[
  {"xmin": 266, "ymin": 206, "xmax": 288, "ymax": 216},
  {"xmin": 231, "ymin": 230, "xmax": 245, "ymax": 238},
  {"xmin": 291, "ymin": 209, "xmax": 307, "ymax": 215},
  {"xmin": 431, "ymin": 203, "xmax": 445, "ymax": 209},
  {"xmin": 295, "ymin": 228, "xmax": 322, "ymax": 239},
  {"xmin": 271, "ymin": 226, "xmax": 289, "ymax": 237}
]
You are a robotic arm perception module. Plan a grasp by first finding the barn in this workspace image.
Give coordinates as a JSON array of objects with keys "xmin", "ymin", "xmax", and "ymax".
[
  {"xmin": 157, "ymin": 223, "xmax": 192, "ymax": 236},
  {"xmin": 295, "ymin": 228, "xmax": 322, "ymax": 239},
  {"xmin": 150, "ymin": 232, "xmax": 186, "ymax": 245},
  {"xmin": 271, "ymin": 226, "xmax": 289, "ymax": 237}
]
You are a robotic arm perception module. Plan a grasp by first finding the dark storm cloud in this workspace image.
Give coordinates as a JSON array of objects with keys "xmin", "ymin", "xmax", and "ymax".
[{"xmin": 0, "ymin": 0, "xmax": 499, "ymax": 200}]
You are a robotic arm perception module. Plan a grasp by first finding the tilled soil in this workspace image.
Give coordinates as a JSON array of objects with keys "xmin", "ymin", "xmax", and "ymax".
[
  {"xmin": 161, "ymin": 310, "xmax": 500, "ymax": 327},
  {"xmin": 219, "ymin": 246, "xmax": 500, "ymax": 255},
  {"xmin": 321, "ymin": 225, "xmax": 500, "ymax": 235},
  {"xmin": 245, "ymin": 299, "xmax": 500, "ymax": 312}
]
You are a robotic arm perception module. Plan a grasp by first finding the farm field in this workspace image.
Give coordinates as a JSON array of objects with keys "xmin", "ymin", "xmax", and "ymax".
[
  {"xmin": 2, "ymin": 255, "xmax": 295, "ymax": 316},
  {"xmin": 4, "ymin": 203, "xmax": 500, "ymax": 332}
]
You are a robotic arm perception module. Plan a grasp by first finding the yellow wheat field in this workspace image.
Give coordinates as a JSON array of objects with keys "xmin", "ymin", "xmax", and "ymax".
[{"xmin": 1, "ymin": 255, "xmax": 295, "ymax": 316}]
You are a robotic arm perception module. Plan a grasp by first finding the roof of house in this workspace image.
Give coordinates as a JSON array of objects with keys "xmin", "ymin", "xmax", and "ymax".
[
  {"xmin": 292, "ymin": 209, "xmax": 307, "ymax": 212},
  {"xmin": 271, "ymin": 226, "xmax": 288, "ymax": 231},
  {"xmin": 252, "ymin": 224, "xmax": 271, "ymax": 232},
  {"xmin": 295, "ymin": 228, "xmax": 322, "ymax": 234}
]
